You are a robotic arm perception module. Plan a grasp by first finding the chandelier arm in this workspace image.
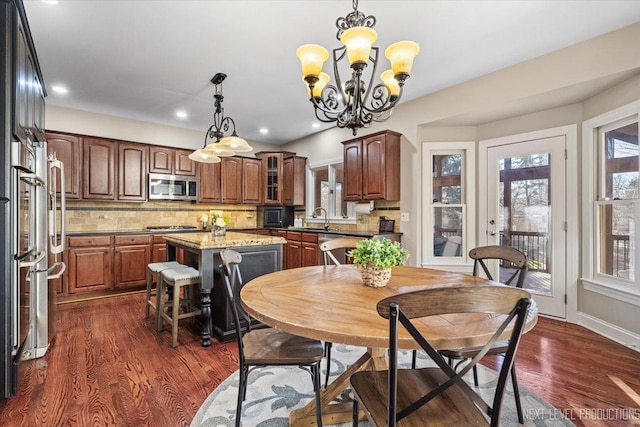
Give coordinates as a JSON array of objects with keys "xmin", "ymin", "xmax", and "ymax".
[
  {"xmin": 308, "ymin": 84, "xmax": 349, "ymax": 116},
  {"xmin": 332, "ymin": 47, "xmax": 349, "ymax": 103},
  {"xmin": 362, "ymin": 83, "xmax": 405, "ymax": 115}
]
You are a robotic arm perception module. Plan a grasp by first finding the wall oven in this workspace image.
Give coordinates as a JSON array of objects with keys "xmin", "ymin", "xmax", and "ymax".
[{"xmin": 148, "ymin": 173, "xmax": 197, "ymax": 201}]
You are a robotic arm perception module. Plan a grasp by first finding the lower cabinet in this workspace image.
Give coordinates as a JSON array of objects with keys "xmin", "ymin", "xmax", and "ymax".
[
  {"xmin": 152, "ymin": 234, "xmax": 168, "ymax": 263},
  {"xmin": 67, "ymin": 236, "xmax": 113, "ymax": 294},
  {"xmin": 284, "ymin": 231, "xmax": 320, "ymax": 269},
  {"xmin": 113, "ymin": 235, "xmax": 152, "ymax": 289}
]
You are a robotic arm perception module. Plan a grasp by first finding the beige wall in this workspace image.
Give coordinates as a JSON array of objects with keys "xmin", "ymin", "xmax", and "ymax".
[{"xmin": 283, "ymin": 23, "xmax": 640, "ymax": 342}]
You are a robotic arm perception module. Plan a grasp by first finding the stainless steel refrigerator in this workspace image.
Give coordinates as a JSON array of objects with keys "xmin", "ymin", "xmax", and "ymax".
[{"xmin": 1, "ymin": 0, "xmax": 66, "ymax": 400}]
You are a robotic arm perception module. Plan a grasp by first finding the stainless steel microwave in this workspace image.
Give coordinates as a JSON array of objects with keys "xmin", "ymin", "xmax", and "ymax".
[{"xmin": 148, "ymin": 173, "xmax": 197, "ymax": 201}]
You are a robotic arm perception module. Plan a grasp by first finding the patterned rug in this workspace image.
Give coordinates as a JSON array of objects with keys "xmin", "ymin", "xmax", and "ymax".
[{"xmin": 191, "ymin": 344, "xmax": 575, "ymax": 426}]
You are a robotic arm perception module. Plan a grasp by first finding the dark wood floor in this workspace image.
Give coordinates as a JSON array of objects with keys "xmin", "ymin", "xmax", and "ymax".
[{"xmin": 1, "ymin": 293, "xmax": 638, "ymax": 426}]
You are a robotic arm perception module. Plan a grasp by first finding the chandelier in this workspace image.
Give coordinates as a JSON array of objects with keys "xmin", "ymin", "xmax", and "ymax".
[
  {"xmin": 296, "ymin": 0, "xmax": 420, "ymax": 135},
  {"xmin": 189, "ymin": 73, "xmax": 253, "ymax": 163}
]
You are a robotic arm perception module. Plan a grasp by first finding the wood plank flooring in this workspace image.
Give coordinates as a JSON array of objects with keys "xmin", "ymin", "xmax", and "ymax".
[{"xmin": 1, "ymin": 293, "xmax": 638, "ymax": 426}]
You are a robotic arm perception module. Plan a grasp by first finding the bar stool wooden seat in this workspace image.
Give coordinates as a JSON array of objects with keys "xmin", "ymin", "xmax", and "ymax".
[
  {"xmin": 145, "ymin": 261, "xmax": 185, "ymax": 330},
  {"xmin": 157, "ymin": 267, "xmax": 201, "ymax": 347}
]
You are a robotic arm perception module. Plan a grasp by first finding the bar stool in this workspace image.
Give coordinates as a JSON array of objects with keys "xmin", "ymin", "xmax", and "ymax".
[
  {"xmin": 145, "ymin": 261, "xmax": 185, "ymax": 330},
  {"xmin": 157, "ymin": 267, "xmax": 201, "ymax": 347}
]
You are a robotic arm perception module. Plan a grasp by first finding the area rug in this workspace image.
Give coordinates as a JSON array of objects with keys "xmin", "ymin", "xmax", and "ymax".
[{"xmin": 191, "ymin": 344, "xmax": 575, "ymax": 426}]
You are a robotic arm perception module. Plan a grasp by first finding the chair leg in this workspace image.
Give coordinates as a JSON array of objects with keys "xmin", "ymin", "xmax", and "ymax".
[
  {"xmin": 171, "ymin": 282, "xmax": 180, "ymax": 348},
  {"xmin": 472, "ymin": 364, "xmax": 479, "ymax": 387},
  {"xmin": 353, "ymin": 399, "xmax": 359, "ymax": 427},
  {"xmin": 324, "ymin": 342, "xmax": 332, "ymax": 388},
  {"xmin": 510, "ymin": 364, "xmax": 524, "ymax": 424},
  {"xmin": 235, "ymin": 366, "xmax": 247, "ymax": 427},
  {"xmin": 312, "ymin": 363, "xmax": 323, "ymax": 427},
  {"xmin": 411, "ymin": 350, "xmax": 417, "ymax": 368},
  {"xmin": 156, "ymin": 278, "xmax": 165, "ymax": 332},
  {"xmin": 145, "ymin": 271, "xmax": 153, "ymax": 319}
]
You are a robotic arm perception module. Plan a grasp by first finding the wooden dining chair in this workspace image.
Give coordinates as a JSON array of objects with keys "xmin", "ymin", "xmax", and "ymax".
[
  {"xmin": 350, "ymin": 285, "xmax": 532, "ymax": 427},
  {"xmin": 318, "ymin": 237, "xmax": 364, "ymax": 388},
  {"xmin": 435, "ymin": 245, "xmax": 528, "ymax": 424},
  {"xmin": 219, "ymin": 249, "xmax": 324, "ymax": 427}
]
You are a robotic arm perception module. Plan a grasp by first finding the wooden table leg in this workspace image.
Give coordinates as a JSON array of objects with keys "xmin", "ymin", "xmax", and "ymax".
[{"xmin": 289, "ymin": 347, "xmax": 386, "ymax": 427}]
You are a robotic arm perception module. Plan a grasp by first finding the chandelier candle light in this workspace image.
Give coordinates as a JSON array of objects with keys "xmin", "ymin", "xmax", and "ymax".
[
  {"xmin": 296, "ymin": 0, "xmax": 420, "ymax": 135},
  {"xmin": 189, "ymin": 73, "xmax": 253, "ymax": 163}
]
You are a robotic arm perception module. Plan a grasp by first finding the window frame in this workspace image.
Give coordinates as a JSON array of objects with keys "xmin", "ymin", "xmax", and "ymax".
[
  {"xmin": 306, "ymin": 159, "xmax": 356, "ymax": 223},
  {"xmin": 582, "ymin": 100, "xmax": 640, "ymax": 304},
  {"xmin": 421, "ymin": 142, "xmax": 476, "ymax": 269}
]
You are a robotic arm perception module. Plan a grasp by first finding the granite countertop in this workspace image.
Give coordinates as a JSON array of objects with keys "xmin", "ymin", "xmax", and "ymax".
[{"xmin": 162, "ymin": 231, "xmax": 287, "ymax": 250}]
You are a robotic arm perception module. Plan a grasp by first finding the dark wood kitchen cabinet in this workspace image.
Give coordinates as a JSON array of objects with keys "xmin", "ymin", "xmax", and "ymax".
[
  {"xmin": 67, "ymin": 236, "xmax": 113, "ymax": 294},
  {"xmin": 342, "ymin": 130, "xmax": 401, "ymax": 201},
  {"xmin": 221, "ymin": 156, "xmax": 243, "ymax": 204},
  {"xmin": 83, "ymin": 137, "xmax": 117, "ymax": 200},
  {"xmin": 197, "ymin": 161, "xmax": 221, "ymax": 203},
  {"xmin": 113, "ymin": 235, "xmax": 152, "ymax": 289},
  {"xmin": 149, "ymin": 146, "xmax": 196, "ymax": 176},
  {"xmin": 242, "ymin": 157, "xmax": 262, "ymax": 204},
  {"xmin": 282, "ymin": 156, "xmax": 307, "ymax": 206},
  {"xmin": 46, "ymin": 131, "xmax": 82, "ymax": 199},
  {"xmin": 256, "ymin": 151, "xmax": 306, "ymax": 205},
  {"xmin": 151, "ymin": 234, "xmax": 168, "ymax": 263},
  {"xmin": 283, "ymin": 231, "xmax": 320, "ymax": 270},
  {"xmin": 117, "ymin": 142, "xmax": 148, "ymax": 201}
]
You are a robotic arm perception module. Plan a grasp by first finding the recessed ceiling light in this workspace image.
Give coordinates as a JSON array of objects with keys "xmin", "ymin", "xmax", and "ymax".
[
  {"xmin": 312, "ymin": 123, "xmax": 321, "ymax": 129},
  {"xmin": 259, "ymin": 128, "xmax": 269, "ymax": 134},
  {"xmin": 41, "ymin": 0, "xmax": 59, "ymax": 4},
  {"xmin": 51, "ymin": 85, "xmax": 68, "ymax": 94},
  {"xmin": 176, "ymin": 110, "xmax": 188, "ymax": 119}
]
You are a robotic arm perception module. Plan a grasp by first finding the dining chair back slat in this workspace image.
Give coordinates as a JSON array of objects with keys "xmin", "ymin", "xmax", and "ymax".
[{"xmin": 351, "ymin": 285, "xmax": 532, "ymax": 427}]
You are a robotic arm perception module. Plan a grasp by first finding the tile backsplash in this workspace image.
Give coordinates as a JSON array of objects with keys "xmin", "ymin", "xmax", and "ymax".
[{"xmin": 64, "ymin": 200, "xmax": 401, "ymax": 234}]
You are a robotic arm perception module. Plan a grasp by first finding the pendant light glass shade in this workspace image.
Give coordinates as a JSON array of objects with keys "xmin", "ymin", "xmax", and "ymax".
[
  {"xmin": 340, "ymin": 26, "xmax": 378, "ymax": 65},
  {"xmin": 296, "ymin": 44, "xmax": 330, "ymax": 78},
  {"xmin": 217, "ymin": 135, "xmax": 253, "ymax": 153},
  {"xmin": 305, "ymin": 72, "xmax": 330, "ymax": 98},
  {"xmin": 188, "ymin": 149, "xmax": 221, "ymax": 163},
  {"xmin": 385, "ymin": 41, "xmax": 420, "ymax": 76},
  {"xmin": 203, "ymin": 143, "xmax": 235, "ymax": 157},
  {"xmin": 380, "ymin": 70, "xmax": 400, "ymax": 97}
]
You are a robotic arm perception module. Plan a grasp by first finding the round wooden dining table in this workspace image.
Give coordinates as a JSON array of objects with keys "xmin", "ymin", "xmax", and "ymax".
[{"xmin": 240, "ymin": 264, "xmax": 538, "ymax": 426}]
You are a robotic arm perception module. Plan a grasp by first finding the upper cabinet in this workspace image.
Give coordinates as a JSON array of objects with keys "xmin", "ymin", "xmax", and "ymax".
[
  {"xmin": 256, "ymin": 152, "xmax": 307, "ymax": 205},
  {"xmin": 149, "ymin": 146, "xmax": 196, "ymax": 176},
  {"xmin": 197, "ymin": 161, "xmax": 221, "ymax": 203},
  {"xmin": 12, "ymin": 4, "xmax": 45, "ymax": 143},
  {"xmin": 117, "ymin": 142, "xmax": 148, "ymax": 201},
  {"xmin": 242, "ymin": 157, "xmax": 262, "ymax": 204},
  {"xmin": 282, "ymin": 156, "xmax": 307, "ymax": 206},
  {"xmin": 342, "ymin": 130, "xmax": 401, "ymax": 201},
  {"xmin": 83, "ymin": 137, "xmax": 117, "ymax": 200},
  {"xmin": 82, "ymin": 137, "xmax": 148, "ymax": 201},
  {"xmin": 46, "ymin": 131, "xmax": 82, "ymax": 200}
]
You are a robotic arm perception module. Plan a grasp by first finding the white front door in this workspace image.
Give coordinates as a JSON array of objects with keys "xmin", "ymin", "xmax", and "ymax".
[{"xmin": 484, "ymin": 135, "xmax": 567, "ymax": 318}]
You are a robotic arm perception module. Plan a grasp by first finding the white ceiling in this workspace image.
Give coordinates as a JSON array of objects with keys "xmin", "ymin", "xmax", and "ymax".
[{"xmin": 23, "ymin": 0, "xmax": 640, "ymax": 144}]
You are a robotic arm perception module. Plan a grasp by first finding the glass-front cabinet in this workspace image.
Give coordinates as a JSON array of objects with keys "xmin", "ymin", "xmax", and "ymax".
[{"xmin": 255, "ymin": 151, "xmax": 307, "ymax": 206}]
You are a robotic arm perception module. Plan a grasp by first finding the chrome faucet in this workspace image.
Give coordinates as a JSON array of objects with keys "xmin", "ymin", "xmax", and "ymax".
[{"xmin": 312, "ymin": 207, "xmax": 329, "ymax": 230}]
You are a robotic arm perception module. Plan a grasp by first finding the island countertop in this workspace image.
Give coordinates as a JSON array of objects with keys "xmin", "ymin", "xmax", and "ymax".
[{"xmin": 162, "ymin": 231, "xmax": 286, "ymax": 250}]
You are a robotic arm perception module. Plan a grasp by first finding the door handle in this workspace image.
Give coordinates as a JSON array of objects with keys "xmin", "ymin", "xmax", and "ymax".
[{"xmin": 488, "ymin": 219, "xmax": 496, "ymax": 236}]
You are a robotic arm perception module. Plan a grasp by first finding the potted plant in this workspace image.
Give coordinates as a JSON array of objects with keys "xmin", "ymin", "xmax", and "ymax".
[{"xmin": 348, "ymin": 238, "xmax": 410, "ymax": 287}]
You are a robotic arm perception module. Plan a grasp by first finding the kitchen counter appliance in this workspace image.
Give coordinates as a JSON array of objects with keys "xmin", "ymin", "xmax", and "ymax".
[
  {"xmin": 148, "ymin": 173, "xmax": 197, "ymax": 201},
  {"xmin": 2, "ymin": 0, "xmax": 66, "ymax": 400},
  {"xmin": 263, "ymin": 206, "xmax": 294, "ymax": 228}
]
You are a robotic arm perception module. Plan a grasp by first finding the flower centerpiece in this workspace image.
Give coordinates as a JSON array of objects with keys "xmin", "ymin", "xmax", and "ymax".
[
  {"xmin": 210, "ymin": 212, "xmax": 230, "ymax": 237},
  {"xmin": 348, "ymin": 238, "xmax": 410, "ymax": 287}
]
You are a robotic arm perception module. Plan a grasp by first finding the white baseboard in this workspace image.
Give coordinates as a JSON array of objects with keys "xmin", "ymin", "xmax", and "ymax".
[{"xmin": 578, "ymin": 312, "xmax": 640, "ymax": 353}]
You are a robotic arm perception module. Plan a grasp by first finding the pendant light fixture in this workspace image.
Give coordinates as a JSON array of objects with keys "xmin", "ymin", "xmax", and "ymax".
[
  {"xmin": 296, "ymin": 0, "xmax": 420, "ymax": 135},
  {"xmin": 189, "ymin": 73, "xmax": 253, "ymax": 163}
]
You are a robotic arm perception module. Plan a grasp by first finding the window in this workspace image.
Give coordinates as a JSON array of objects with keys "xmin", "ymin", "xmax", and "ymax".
[
  {"xmin": 422, "ymin": 142, "xmax": 476, "ymax": 267},
  {"xmin": 596, "ymin": 118, "xmax": 638, "ymax": 282},
  {"xmin": 583, "ymin": 100, "xmax": 640, "ymax": 301},
  {"xmin": 308, "ymin": 162, "xmax": 355, "ymax": 219}
]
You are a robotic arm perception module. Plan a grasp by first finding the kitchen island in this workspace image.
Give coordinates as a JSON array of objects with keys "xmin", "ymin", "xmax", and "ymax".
[{"xmin": 162, "ymin": 231, "xmax": 286, "ymax": 345}]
